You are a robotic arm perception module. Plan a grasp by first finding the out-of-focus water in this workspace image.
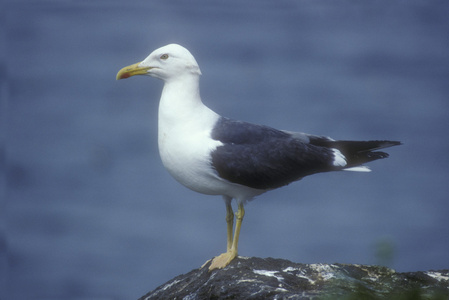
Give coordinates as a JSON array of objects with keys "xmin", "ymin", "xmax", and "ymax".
[{"xmin": 3, "ymin": 1, "xmax": 449, "ymax": 299}]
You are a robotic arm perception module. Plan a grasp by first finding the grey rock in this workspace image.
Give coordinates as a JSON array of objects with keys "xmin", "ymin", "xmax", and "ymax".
[{"xmin": 139, "ymin": 257, "xmax": 449, "ymax": 300}]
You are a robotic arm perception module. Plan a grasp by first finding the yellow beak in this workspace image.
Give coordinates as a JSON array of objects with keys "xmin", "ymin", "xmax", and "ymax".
[{"xmin": 116, "ymin": 62, "xmax": 152, "ymax": 80}]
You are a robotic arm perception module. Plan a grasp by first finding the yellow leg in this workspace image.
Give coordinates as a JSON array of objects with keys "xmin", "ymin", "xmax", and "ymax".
[
  {"xmin": 209, "ymin": 202, "xmax": 245, "ymax": 271},
  {"xmin": 231, "ymin": 202, "xmax": 245, "ymax": 253}
]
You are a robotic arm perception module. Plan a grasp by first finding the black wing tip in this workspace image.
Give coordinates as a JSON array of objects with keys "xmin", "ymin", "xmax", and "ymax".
[
  {"xmin": 368, "ymin": 151, "xmax": 389, "ymax": 159},
  {"xmin": 382, "ymin": 140, "xmax": 402, "ymax": 146},
  {"xmin": 340, "ymin": 140, "xmax": 401, "ymax": 166},
  {"xmin": 369, "ymin": 140, "xmax": 402, "ymax": 151}
]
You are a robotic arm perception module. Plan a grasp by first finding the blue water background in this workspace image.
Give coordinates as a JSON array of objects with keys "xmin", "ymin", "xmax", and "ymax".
[{"xmin": 3, "ymin": 1, "xmax": 449, "ymax": 299}]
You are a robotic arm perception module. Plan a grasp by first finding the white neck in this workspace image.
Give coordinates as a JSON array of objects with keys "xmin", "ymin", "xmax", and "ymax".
[
  {"xmin": 159, "ymin": 74, "xmax": 202, "ymax": 118},
  {"xmin": 157, "ymin": 74, "xmax": 219, "ymax": 144}
]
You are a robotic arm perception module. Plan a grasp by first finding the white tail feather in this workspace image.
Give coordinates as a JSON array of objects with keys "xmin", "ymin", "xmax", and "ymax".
[{"xmin": 343, "ymin": 166, "xmax": 371, "ymax": 172}]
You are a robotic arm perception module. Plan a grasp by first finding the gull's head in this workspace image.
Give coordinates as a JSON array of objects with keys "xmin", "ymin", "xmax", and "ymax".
[{"xmin": 116, "ymin": 44, "xmax": 201, "ymax": 81}]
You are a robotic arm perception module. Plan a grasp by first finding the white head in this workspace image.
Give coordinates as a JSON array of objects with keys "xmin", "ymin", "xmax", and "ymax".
[{"xmin": 116, "ymin": 44, "xmax": 201, "ymax": 82}]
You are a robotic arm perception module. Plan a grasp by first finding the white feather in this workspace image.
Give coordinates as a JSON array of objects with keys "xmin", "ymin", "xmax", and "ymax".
[
  {"xmin": 343, "ymin": 166, "xmax": 371, "ymax": 172},
  {"xmin": 332, "ymin": 149, "xmax": 347, "ymax": 167}
]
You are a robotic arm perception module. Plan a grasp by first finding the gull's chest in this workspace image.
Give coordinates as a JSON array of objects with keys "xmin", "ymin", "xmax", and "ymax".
[
  {"xmin": 157, "ymin": 109, "xmax": 224, "ymax": 195},
  {"xmin": 158, "ymin": 121, "xmax": 216, "ymax": 168}
]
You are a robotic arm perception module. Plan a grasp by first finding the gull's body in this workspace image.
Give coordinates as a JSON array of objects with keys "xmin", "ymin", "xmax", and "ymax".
[{"xmin": 116, "ymin": 44, "xmax": 400, "ymax": 270}]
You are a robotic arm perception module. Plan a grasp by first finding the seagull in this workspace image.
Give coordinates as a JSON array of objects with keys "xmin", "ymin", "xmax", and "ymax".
[{"xmin": 116, "ymin": 44, "xmax": 401, "ymax": 271}]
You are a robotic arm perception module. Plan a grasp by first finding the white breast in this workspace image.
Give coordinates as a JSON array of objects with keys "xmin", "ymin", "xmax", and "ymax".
[{"xmin": 158, "ymin": 105, "xmax": 226, "ymax": 195}]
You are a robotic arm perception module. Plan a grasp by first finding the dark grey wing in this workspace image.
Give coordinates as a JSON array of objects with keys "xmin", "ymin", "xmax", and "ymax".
[{"xmin": 210, "ymin": 117, "xmax": 336, "ymax": 190}]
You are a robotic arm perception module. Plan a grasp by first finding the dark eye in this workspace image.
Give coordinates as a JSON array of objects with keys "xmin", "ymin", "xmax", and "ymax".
[{"xmin": 160, "ymin": 54, "xmax": 169, "ymax": 60}]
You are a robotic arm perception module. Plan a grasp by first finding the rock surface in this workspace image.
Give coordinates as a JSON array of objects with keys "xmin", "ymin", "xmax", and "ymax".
[{"xmin": 139, "ymin": 257, "xmax": 449, "ymax": 300}]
